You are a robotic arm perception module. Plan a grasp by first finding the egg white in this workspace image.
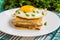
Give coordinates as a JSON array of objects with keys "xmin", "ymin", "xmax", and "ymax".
[{"xmin": 14, "ymin": 8, "xmax": 47, "ymax": 19}]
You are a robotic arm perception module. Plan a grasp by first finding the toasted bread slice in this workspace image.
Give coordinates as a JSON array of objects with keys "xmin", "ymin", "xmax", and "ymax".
[{"xmin": 12, "ymin": 16, "xmax": 42, "ymax": 30}]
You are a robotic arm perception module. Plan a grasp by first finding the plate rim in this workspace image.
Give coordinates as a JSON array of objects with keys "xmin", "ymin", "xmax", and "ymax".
[{"xmin": 0, "ymin": 8, "xmax": 60, "ymax": 37}]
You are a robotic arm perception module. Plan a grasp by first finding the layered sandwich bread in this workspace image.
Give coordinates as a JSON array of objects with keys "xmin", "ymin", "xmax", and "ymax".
[{"xmin": 12, "ymin": 5, "xmax": 47, "ymax": 30}]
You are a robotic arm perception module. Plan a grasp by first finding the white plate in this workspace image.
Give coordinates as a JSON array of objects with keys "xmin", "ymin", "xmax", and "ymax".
[{"xmin": 0, "ymin": 8, "xmax": 60, "ymax": 36}]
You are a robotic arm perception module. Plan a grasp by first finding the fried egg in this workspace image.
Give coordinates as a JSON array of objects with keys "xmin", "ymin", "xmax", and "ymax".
[{"xmin": 13, "ymin": 5, "xmax": 47, "ymax": 19}]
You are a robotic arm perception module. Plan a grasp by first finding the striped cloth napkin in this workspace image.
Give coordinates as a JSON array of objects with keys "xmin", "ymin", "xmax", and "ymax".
[
  {"xmin": 0, "ymin": 13, "xmax": 60, "ymax": 40},
  {"xmin": 0, "ymin": 0, "xmax": 60, "ymax": 39}
]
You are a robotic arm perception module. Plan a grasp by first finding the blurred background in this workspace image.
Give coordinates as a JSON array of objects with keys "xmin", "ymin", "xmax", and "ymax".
[
  {"xmin": 0, "ymin": 0, "xmax": 60, "ymax": 40},
  {"xmin": 0, "ymin": 0, "xmax": 60, "ymax": 13}
]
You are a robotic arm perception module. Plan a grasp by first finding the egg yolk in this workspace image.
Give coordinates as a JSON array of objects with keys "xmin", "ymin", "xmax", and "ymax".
[{"xmin": 20, "ymin": 5, "xmax": 36, "ymax": 12}]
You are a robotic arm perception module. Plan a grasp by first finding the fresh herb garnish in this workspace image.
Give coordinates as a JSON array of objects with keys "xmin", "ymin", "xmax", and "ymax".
[
  {"xmin": 36, "ymin": 11, "xmax": 39, "ymax": 13},
  {"xmin": 24, "ymin": 11, "xmax": 26, "ymax": 13},
  {"xmin": 16, "ymin": 10, "xmax": 20, "ymax": 14},
  {"xmin": 25, "ymin": 14, "xmax": 29, "ymax": 16},
  {"xmin": 31, "ymin": 14, "xmax": 35, "ymax": 16},
  {"xmin": 16, "ymin": 10, "xmax": 18, "ymax": 12},
  {"xmin": 44, "ymin": 22, "xmax": 47, "ymax": 26},
  {"xmin": 42, "ymin": 12, "xmax": 44, "ymax": 15},
  {"xmin": 33, "ymin": 11, "xmax": 35, "ymax": 13},
  {"xmin": 13, "ymin": 13, "xmax": 16, "ymax": 15},
  {"xmin": 18, "ymin": 11, "xmax": 20, "ymax": 14}
]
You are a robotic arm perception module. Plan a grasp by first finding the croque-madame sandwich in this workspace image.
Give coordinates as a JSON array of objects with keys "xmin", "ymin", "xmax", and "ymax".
[{"xmin": 12, "ymin": 5, "xmax": 47, "ymax": 30}]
